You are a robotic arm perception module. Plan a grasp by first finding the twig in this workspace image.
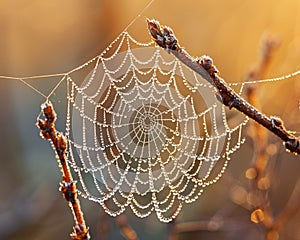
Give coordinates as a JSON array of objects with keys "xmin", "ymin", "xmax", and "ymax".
[
  {"xmin": 146, "ymin": 19, "xmax": 300, "ymax": 155},
  {"xmin": 243, "ymin": 36, "xmax": 279, "ymax": 236},
  {"xmin": 273, "ymin": 179, "xmax": 300, "ymax": 229},
  {"xmin": 116, "ymin": 215, "xmax": 138, "ymax": 240},
  {"xmin": 37, "ymin": 101, "xmax": 90, "ymax": 240},
  {"xmin": 98, "ymin": 212, "xmax": 110, "ymax": 240},
  {"xmin": 167, "ymin": 218, "xmax": 178, "ymax": 240}
]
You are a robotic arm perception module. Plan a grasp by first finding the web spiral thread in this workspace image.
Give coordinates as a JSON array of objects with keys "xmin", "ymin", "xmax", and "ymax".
[{"xmin": 65, "ymin": 31, "xmax": 248, "ymax": 222}]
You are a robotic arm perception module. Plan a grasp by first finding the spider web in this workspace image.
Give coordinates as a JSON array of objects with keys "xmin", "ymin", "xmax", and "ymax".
[
  {"xmin": 64, "ymin": 31, "xmax": 248, "ymax": 222},
  {"xmin": 1, "ymin": 12, "xmax": 300, "ymax": 223}
]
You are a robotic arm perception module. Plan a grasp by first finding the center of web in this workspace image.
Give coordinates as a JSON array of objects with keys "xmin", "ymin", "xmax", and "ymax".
[{"xmin": 131, "ymin": 104, "xmax": 162, "ymax": 145}]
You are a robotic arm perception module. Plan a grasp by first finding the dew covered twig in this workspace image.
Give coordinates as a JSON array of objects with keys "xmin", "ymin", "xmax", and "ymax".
[
  {"xmin": 147, "ymin": 18, "xmax": 300, "ymax": 155},
  {"xmin": 37, "ymin": 101, "xmax": 90, "ymax": 240}
]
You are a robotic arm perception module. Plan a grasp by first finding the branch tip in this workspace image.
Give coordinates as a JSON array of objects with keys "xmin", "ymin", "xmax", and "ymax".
[
  {"xmin": 147, "ymin": 18, "xmax": 178, "ymax": 52},
  {"xmin": 37, "ymin": 101, "xmax": 90, "ymax": 240}
]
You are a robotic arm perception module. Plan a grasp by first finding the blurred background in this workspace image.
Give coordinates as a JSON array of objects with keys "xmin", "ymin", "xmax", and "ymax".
[{"xmin": 0, "ymin": 0, "xmax": 300, "ymax": 239}]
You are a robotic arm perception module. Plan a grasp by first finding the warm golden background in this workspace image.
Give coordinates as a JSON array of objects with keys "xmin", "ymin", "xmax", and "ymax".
[{"xmin": 0, "ymin": 0, "xmax": 300, "ymax": 239}]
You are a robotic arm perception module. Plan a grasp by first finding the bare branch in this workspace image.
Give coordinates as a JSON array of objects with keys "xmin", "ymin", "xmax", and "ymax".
[
  {"xmin": 146, "ymin": 19, "xmax": 300, "ymax": 155},
  {"xmin": 116, "ymin": 215, "xmax": 138, "ymax": 240},
  {"xmin": 37, "ymin": 101, "xmax": 90, "ymax": 240},
  {"xmin": 273, "ymin": 179, "xmax": 300, "ymax": 229},
  {"xmin": 243, "ymin": 36, "xmax": 279, "ymax": 235}
]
